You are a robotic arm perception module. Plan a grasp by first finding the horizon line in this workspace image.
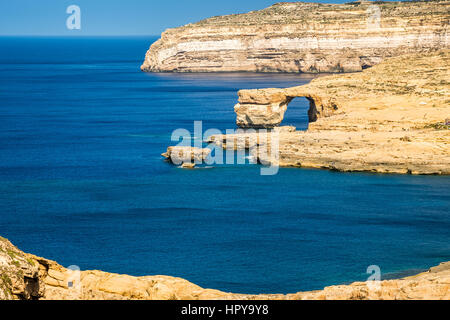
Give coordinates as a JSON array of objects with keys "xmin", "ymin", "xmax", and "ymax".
[{"xmin": 0, "ymin": 34, "xmax": 161, "ymax": 38}]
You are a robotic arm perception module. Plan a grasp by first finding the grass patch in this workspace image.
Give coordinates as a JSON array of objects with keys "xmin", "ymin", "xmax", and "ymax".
[
  {"xmin": 6, "ymin": 249, "xmax": 18, "ymax": 259},
  {"xmin": 424, "ymin": 122, "xmax": 450, "ymax": 130},
  {"xmin": 25, "ymin": 257, "xmax": 36, "ymax": 266},
  {"xmin": 1, "ymin": 274, "xmax": 12, "ymax": 286}
]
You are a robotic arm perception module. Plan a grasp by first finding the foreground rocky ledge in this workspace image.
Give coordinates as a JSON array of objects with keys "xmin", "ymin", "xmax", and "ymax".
[
  {"xmin": 1, "ymin": 236, "xmax": 449, "ymax": 300},
  {"xmin": 211, "ymin": 49, "xmax": 450, "ymax": 175},
  {"xmin": 142, "ymin": 0, "xmax": 449, "ymax": 73}
]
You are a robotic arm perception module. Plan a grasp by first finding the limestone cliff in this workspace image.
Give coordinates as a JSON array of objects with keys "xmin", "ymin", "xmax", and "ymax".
[
  {"xmin": 141, "ymin": 0, "xmax": 449, "ymax": 73},
  {"xmin": 209, "ymin": 49, "xmax": 450, "ymax": 174},
  {"xmin": 1, "ymin": 236, "xmax": 449, "ymax": 300}
]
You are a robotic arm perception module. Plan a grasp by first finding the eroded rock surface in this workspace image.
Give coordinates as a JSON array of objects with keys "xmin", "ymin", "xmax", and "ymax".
[
  {"xmin": 142, "ymin": 1, "xmax": 449, "ymax": 73},
  {"xmin": 235, "ymin": 100, "xmax": 290, "ymax": 128},
  {"xmin": 162, "ymin": 146, "xmax": 211, "ymax": 166},
  {"xmin": 216, "ymin": 50, "xmax": 450, "ymax": 174},
  {"xmin": 0, "ymin": 236, "xmax": 42, "ymax": 300},
  {"xmin": 0, "ymin": 236, "xmax": 449, "ymax": 300}
]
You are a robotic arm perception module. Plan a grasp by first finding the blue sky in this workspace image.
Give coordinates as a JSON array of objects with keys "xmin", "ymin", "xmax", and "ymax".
[{"xmin": 0, "ymin": 0, "xmax": 397, "ymax": 36}]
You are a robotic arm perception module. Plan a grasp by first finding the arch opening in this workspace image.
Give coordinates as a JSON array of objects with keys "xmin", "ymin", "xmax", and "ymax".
[{"xmin": 281, "ymin": 97, "xmax": 316, "ymax": 131}]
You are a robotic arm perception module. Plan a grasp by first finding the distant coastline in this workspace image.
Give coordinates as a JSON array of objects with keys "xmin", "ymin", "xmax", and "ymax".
[{"xmin": 142, "ymin": 1, "xmax": 449, "ymax": 73}]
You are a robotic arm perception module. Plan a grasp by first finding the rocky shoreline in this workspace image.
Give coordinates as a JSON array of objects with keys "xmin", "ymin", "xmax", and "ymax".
[
  {"xmin": 1, "ymin": 236, "xmax": 449, "ymax": 300},
  {"xmin": 141, "ymin": 1, "xmax": 449, "ymax": 73},
  {"xmin": 207, "ymin": 49, "xmax": 450, "ymax": 175}
]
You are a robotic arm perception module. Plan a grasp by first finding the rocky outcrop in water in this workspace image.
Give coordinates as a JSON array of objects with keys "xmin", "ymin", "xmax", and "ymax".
[
  {"xmin": 141, "ymin": 1, "xmax": 449, "ymax": 73},
  {"xmin": 162, "ymin": 146, "xmax": 211, "ymax": 166},
  {"xmin": 210, "ymin": 49, "xmax": 450, "ymax": 175},
  {"xmin": 1, "ymin": 236, "xmax": 449, "ymax": 300}
]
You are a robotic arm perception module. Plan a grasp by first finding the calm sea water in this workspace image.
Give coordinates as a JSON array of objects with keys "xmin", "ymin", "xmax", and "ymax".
[{"xmin": 0, "ymin": 37, "xmax": 449, "ymax": 294}]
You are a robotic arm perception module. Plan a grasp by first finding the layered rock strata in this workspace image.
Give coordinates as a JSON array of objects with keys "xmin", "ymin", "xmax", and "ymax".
[
  {"xmin": 1, "ymin": 236, "xmax": 449, "ymax": 300},
  {"xmin": 142, "ymin": 1, "xmax": 449, "ymax": 73},
  {"xmin": 210, "ymin": 49, "xmax": 450, "ymax": 174}
]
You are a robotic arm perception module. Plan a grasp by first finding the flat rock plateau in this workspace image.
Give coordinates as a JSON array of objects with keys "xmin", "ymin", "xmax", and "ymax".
[
  {"xmin": 1, "ymin": 236, "xmax": 449, "ymax": 300},
  {"xmin": 142, "ymin": 0, "xmax": 449, "ymax": 73},
  {"xmin": 209, "ymin": 49, "xmax": 450, "ymax": 175}
]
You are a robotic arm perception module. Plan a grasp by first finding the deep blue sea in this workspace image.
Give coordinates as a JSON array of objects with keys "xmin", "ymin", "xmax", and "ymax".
[{"xmin": 0, "ymin": 37, "xmax": 449, "ymax": 294}]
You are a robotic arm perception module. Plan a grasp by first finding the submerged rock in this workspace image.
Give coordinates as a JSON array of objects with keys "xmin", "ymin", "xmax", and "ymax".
[{"xmin": 180, "ymin": 162, "xmax": 196, "ymax": 169}]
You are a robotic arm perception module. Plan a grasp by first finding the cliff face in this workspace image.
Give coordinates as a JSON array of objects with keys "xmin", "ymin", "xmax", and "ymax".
[
  {"xmin": 1, "ymin": 236, "xmax": 449, "ymax": 300},
  {"xmin": 209, "ymin": 49, "xmax": 450, "ymax": 174},
  {"xmin": 141, "ymin": 1, "xmax": 450, "ymax": 73}
]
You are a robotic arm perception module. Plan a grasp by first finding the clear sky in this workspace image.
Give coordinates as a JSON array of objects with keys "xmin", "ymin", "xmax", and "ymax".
[{"xmin": 0, "ymin": 0, "xmax": 399, "ymax": 36}]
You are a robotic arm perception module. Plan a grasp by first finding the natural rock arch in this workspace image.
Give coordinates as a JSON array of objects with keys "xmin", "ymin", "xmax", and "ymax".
[
  {"xmin": 234, "ymin": 88, "xmax": 338, "ymax": 129},
  {"xmin": 275, "ymin": 96, "xmax": 314, "ymax": 130}
]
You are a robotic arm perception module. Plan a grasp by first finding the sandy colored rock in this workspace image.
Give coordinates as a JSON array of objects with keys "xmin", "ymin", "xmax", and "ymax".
[
  {"xmin": 162, "ymin": 146, "xmax": 211, "ymax": 165},
  {"xmin": 216, "ymin": 49, "xmax": 450, "ymax": 174},
  {"xmin": 0, "ymin": 236, "xmax": 449, "ymax": 300},
  {"xmin": 141, "ymin": 1, "xmax": 449, "ymax": 73},
  {"xmin": 0, "ymin": 236, "xmax": 42, "ymax": 300},
  {"xmin": 235, "ymin": 102, "xmax": 289, "ymax": 128},
  {"xmin": 181, "ymin": 162, "xmax": 196, "ymax": 169}
]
